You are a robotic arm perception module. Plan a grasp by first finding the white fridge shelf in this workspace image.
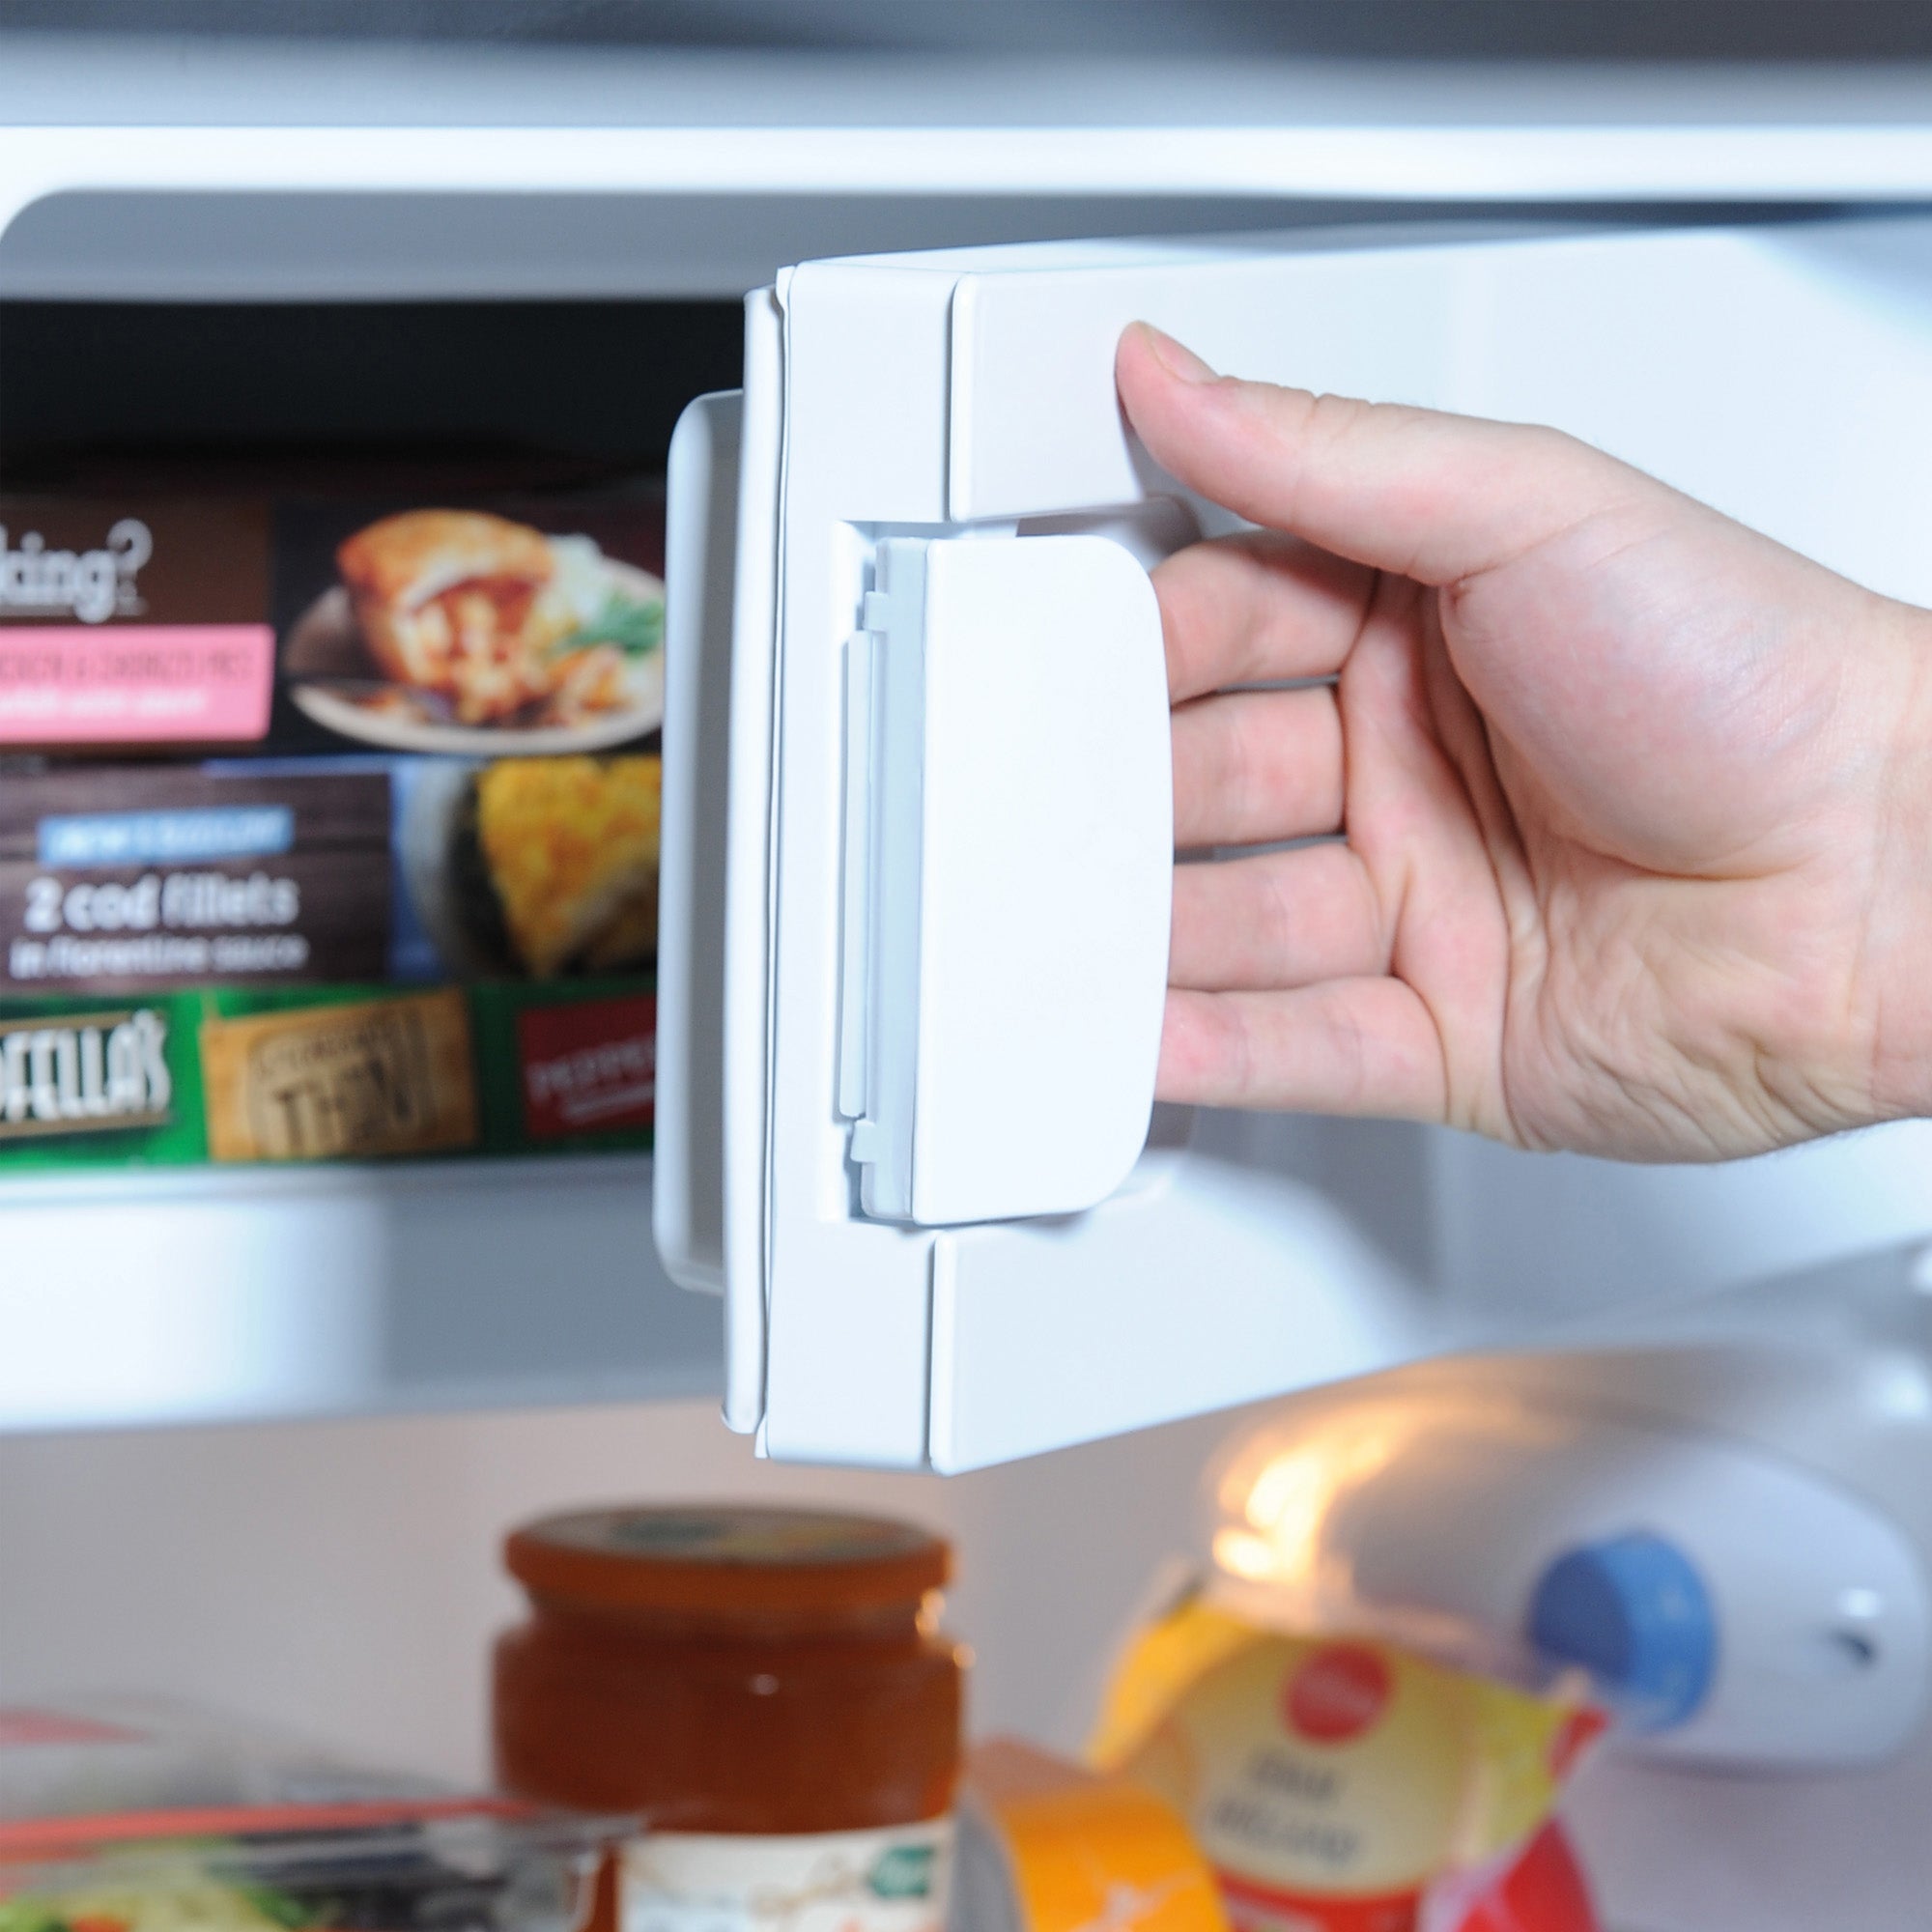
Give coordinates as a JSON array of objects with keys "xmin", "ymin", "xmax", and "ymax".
[
  {"xmin": 0, "ymin": 1155, "xmax": 720, "ymax": 1433},
  {"xmin": 8, "ymin": 43, "xmax": 1932, "ymax": 304}
]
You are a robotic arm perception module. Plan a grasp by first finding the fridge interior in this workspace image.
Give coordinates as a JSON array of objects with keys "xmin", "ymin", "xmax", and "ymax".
[
  {"xmin": 11, "ymin": 50, "xmax": 1932, "ymax": 1932},
  {"xmin": 0, "ymin": 198, "xmax": 1297, "ymax": 1776}
]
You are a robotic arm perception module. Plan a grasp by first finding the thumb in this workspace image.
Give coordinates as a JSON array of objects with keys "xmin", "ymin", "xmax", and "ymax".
[{"xmin": 1116, "ymin": 321, "xmax": 1625, "ymax": 587}]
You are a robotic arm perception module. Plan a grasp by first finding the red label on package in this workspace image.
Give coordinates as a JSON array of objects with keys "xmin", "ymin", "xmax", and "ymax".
[
  {"xmin": 518, "ymin": 994, "xmax": 655, "ymax": 1139},
  {"xmin": 1284, "ymin": 1644, "xmax": 1393, "ymax": 1744}
]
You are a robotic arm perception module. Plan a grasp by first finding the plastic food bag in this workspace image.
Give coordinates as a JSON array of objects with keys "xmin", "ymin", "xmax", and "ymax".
[
  {"xmin": 1089, "ymin": 1590, "xmax": 1604, "ymax": 1932},
  {"xmin": 0, "ymin": 1698, "xmax": 622, "ymax": 1932}
]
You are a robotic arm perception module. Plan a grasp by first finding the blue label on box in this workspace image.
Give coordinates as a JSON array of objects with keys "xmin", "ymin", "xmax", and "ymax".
[{"xmin": 38, "ymin": 806, "xmax": 296, "ymax": 868}]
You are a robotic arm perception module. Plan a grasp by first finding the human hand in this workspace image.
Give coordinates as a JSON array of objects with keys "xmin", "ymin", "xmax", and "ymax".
[{"xmin": 1117, "ymin": 321, "xmax": 1932, "ymax": 1160}]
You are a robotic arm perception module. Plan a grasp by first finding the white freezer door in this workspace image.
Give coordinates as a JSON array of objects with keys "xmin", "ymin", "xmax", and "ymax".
[{"xmin": 656, "ymin": 215, "xmax": 1932, "ymax": 1472}]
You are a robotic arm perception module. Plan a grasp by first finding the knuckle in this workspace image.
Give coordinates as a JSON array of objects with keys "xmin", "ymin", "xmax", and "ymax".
[
  {"xmin": 1259, "ymin": 856, "xmax": 1301, "ymax": 968},
  {"xmin": 1223, "ymin": 703, "xmax": 1267, "ymax": 829},
  {"xmin": 1229, "ymin": 1001, "xmax": 1262, "ymax": 1100},
  {"xmin": 1321, "ymin": 1000, "xmax": 1373, "ymax": 1108}
]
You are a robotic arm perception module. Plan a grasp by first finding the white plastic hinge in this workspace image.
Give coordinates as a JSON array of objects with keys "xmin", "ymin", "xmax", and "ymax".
[{"xmin": 837, "ymin": 545, "xmax": 924, "ymax": 1217}]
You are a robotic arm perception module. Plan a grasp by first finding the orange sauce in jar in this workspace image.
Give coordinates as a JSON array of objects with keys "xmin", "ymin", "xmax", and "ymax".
[{"xmin": 494, "ymin": 1507, "xmax": 963, "ymax": 1932}]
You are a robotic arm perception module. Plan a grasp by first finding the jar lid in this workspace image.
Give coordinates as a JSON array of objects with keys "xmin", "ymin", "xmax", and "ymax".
[{"xmin": 504, "ymin": 1506, "xmax": 951, "ymax": 1615}]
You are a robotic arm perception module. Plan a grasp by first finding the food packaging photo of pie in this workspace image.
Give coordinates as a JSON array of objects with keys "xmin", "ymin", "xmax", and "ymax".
[{"xmin": 282, "ymin": 505, "xmax": 665, "ymax": 753}]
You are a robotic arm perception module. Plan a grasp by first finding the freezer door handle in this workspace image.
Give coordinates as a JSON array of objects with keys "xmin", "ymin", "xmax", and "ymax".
[
  {"xmin": 839, "ymin": 533, "xmax": 1173, "ymax": 1226},
  {"xmin": 654, "ymin": 386, "xmax": 742, "ymax": 1302}
]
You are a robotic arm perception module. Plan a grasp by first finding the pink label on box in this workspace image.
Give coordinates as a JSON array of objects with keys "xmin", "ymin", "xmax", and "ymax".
[{"xmin": 0, "ymin": 624, "xmax": 275, "ymax": 743}]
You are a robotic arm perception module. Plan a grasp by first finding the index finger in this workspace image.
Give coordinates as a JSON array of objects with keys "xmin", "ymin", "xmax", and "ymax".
[{"xmin": 1155, "ymin": 528, "xmax": 1377, "ymax": 703}]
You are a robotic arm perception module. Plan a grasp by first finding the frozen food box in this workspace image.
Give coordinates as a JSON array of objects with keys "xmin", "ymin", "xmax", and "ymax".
[
  {"xmin": 0, "ymin": 492, "xmax": 664, "ymax": 758},
  {"xmin": 0, "ymin": 753, "xmax": 663, "ymax": 995},
  {"xmin": 0, "ymin": 979, "xmax": 657, "ymax": 1172},
  {"xmin": 0, "ymin": 1698, "xmax": 622, "ymax": 1932},
  {"xmin": 0, "ymin": 488, "xmax": 667, "ymax": 1177}
]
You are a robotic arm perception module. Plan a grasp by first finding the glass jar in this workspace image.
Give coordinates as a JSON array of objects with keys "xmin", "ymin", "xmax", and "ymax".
[{"xmin": 494, "ymin": 1506, "xmax": 963, "ymax": 1932}]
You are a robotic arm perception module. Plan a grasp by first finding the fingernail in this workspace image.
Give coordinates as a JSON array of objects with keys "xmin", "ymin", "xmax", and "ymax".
[{"xmin": 1133, "ymin": 322, "xmax": 1217, "ymax": 384}]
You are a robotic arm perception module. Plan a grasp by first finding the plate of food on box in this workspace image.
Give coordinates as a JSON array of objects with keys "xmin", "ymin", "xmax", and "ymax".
[{"xmin": 284, "ymin": 510, "xmax": 665, "ymax": 754}]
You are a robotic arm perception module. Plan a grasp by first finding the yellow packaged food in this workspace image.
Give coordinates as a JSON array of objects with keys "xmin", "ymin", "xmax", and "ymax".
[
  {"xmin": 1091, "ymin": 1591, "xmax": 1602, "ymax": 1932},
  {"xmin": 199, "ymin": 987, "xmax": 478, "ymax": 1161}
]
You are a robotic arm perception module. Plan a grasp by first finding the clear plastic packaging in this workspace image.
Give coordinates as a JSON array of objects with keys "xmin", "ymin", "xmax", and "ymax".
[
  {"xmin": 1083, "ymin": 1392, "xmax": 1615, "ymax": 1932},
  {"xmin": 0, "ymin": 1698, "xmax": 624, "ymax": 1932}
]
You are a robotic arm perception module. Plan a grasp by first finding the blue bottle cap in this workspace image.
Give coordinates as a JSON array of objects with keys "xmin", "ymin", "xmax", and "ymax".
[{"xmin": 1528, "ymin": 1530, "xmax": 1716, "ymax": 1732}]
